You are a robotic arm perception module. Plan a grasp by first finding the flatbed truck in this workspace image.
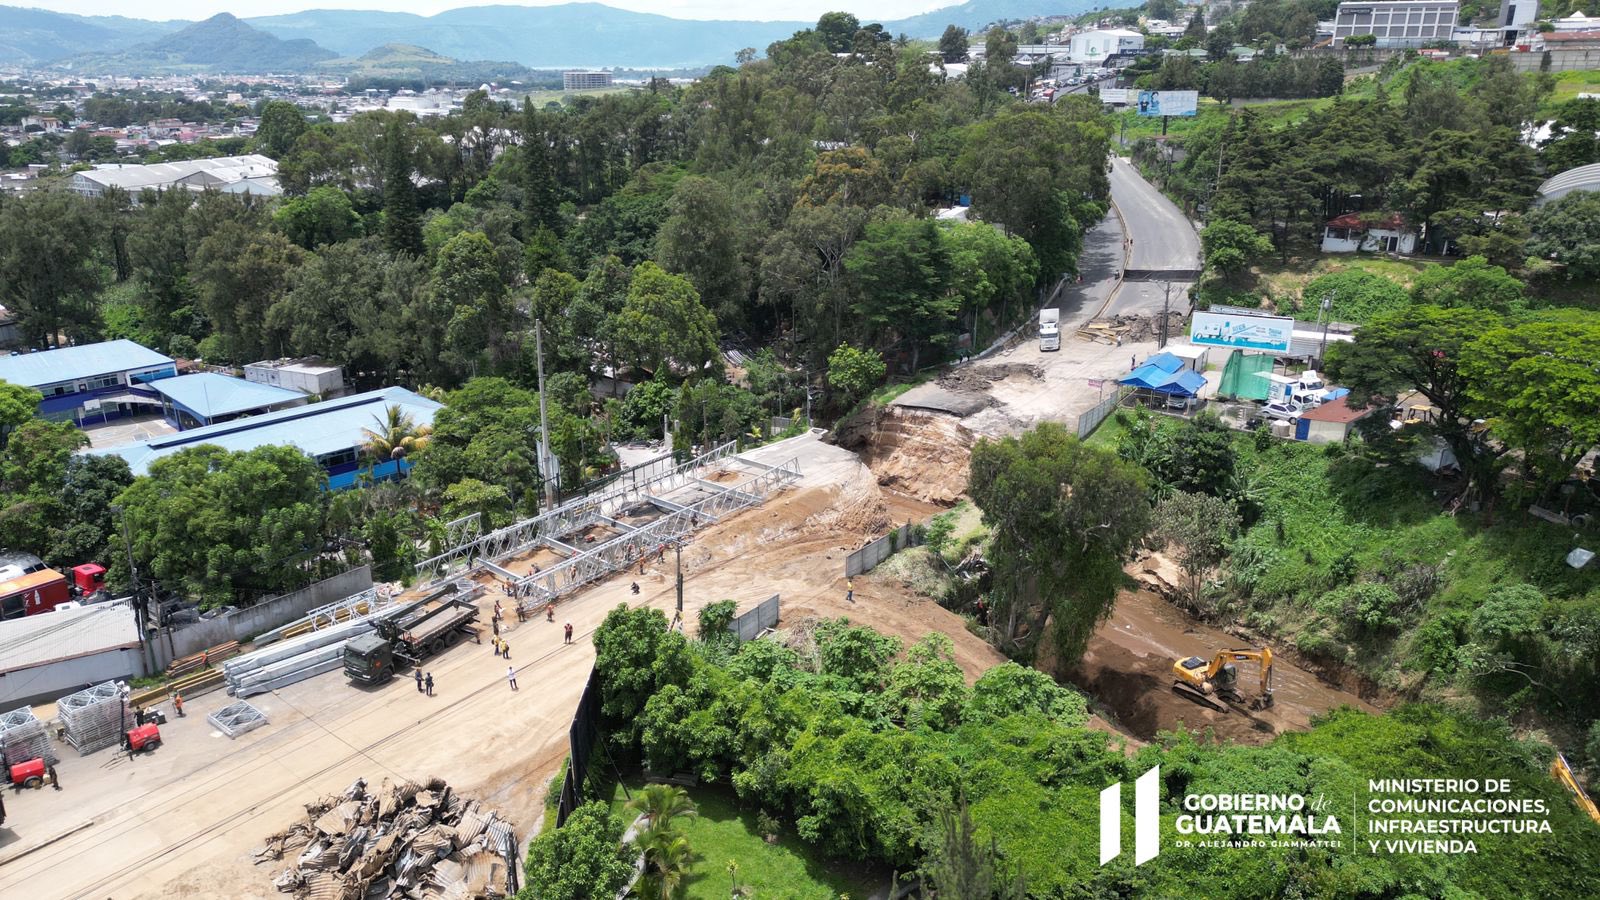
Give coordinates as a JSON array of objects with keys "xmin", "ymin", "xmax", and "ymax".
[{"xmin": 343, "ymin": 593, "xmax": 479, "ymax": 685}]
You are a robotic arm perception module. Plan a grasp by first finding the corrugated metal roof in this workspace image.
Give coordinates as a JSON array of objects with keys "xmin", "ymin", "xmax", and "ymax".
[
  {"xmin": 74, "ymin": 155, "xmax": 277, "ymax": 191},
  {"xmin": 0, "ymin": 601, "xmax": 141, "ymax": 675},
  {"xmin": 100, "ymin": 387, "xmax": 443, "ymax": 475},
  {"xmin": 148, "ymin": 373, "xmax": 304, "ymax": 419},
  {"xmin": 0, "ymin": 339, "xmax": 174, "ymax": 388},
  {"xmin": 1537, "ymin": 162, "xmax": 1600, "ymax": 204}
]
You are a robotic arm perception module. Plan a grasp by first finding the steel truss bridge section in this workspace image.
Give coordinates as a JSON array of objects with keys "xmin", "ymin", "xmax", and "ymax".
[
  {"xmin": 413, "ymin": 441, "xmax": 741, "ymax": 583},
  {"xmin": 515, "ymin": 456, "xmax": 801, "ymax": 610}
]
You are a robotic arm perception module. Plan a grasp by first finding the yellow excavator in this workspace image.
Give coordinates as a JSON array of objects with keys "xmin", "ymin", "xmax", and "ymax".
[
  {"xmin": 1172, "ymin": 648, "xmax": 1274, "ymax": 713},
  {"xmin": 1552, "ymin": 752, "xmax": 1600, "ymax": 826}
]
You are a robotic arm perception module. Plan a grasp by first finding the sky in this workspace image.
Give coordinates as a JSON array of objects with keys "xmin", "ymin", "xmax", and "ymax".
[{"xmin": 25, "ymin": 0, "xmax": 953, "ymax": 22}]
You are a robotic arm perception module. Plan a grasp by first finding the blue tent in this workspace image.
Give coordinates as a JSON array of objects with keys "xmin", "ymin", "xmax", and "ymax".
[
  {"xmin": 1119, "ymin": 363, "xmax": 1208, "ymax": 397},
  {"xmin": 1138, "ymin": 352, "xmax": 1186, "ymax": 374}
]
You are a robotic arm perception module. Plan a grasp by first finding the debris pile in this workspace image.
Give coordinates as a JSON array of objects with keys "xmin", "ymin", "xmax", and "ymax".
[
  {"xmin": 256, "ymin": 776, "xmax": 517, "ymax": 900},
  {"xmin": 937, "ymin": 362, "xmax": 1043, "ymax": 392},
  {"xmin": 1077, "ymin": 312, "xmax": 1187, "ymax": 345}
]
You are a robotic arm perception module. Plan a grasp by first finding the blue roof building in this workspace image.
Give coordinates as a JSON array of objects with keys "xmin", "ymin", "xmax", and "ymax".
[
  {"xmin": 1120, "ymin": 352, "xmax": 1209, "ymax": 397},
  {"xmin": 0, "ymin": 340, "xmax": 177, "ymax": 424},
  {"xmin": 99, "ymin": 387, "xmax": 444, "ymax": 489},
  {"xmin": 146, "ymin": 372, "xmax": 307, "ymax": 430}
]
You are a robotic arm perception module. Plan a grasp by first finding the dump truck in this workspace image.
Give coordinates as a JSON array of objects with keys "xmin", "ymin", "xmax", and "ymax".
[
  {"xmin": 1039, "ymin": 308, "xmax": 1061, "ymax": 352},
  {"xmin": 343, "ymin": 595, "xmax": 478, "ymax": 685}
]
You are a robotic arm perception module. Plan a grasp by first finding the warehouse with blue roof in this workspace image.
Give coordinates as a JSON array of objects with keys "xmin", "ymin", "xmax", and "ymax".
[
  {"xmin": 0, "ymin": 339, "xmax": 177, "ymax": 424},
  {"xmin": 98, "ymin": 386, "xmax": 443, "ymax": 489}
]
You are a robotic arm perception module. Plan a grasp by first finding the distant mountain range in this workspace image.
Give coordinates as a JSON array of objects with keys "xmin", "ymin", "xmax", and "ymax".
[{"xmin": 0, "ymin": 1, "xmax": 1095, "ymax": 73}]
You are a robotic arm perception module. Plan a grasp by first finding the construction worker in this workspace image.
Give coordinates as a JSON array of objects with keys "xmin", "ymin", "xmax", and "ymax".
[
  {"xmin": 415, "ymin": 669, "xmax": 425, "ymax": 692},
  {"xmin": 172, "ymin": 691, "xmax": 184, "ymax": 718},
  {"xmin": 502, "ymin": 640, "xmax": 511, "ymax": 661},
  {"xmin": 563, "ymin": 622, "xmax": 573, "ymax": 644},
  {"xmin": 48, "ymin": 762, "xmax": 59, "ymax": 790},
  {"xmin": 631, "ymin": 582, "xmax": 640, "ymax": 595},
  {"xmin": 424, "ymin": 672, "xmax": 434, "ymax": 697},
  {"xmin": 546, "ymin": 603, "xmax": 555, "ymax": 623},
  {"xmin": 492, "ymin": 617, "xmax": 500, "ymax": 637},
  {"xmin": 846, "ymin": 578, "xmax": 854, "ymax": 603},
  {"xmin": 506, "ymin": 665, "xmax": 518, "ymax": 691}
]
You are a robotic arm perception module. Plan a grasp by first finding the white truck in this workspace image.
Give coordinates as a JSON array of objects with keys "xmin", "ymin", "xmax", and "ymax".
[{"xmin": 1039, "ymin": 308, "xmax": 1061, "ymax": 352}]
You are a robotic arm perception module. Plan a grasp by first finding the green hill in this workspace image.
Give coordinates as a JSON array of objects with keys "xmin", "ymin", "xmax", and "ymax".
[
  {"xmin": 313, "ymin": 42, "xmax": 534, "ymax": 82},
  {"xmin": 65, "ymin": 13, "xmax": 335, "ymax": 74}
]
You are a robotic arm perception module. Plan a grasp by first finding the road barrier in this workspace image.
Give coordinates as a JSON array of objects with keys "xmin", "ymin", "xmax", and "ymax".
[
  {"xmin": 727, "ymin": 594, "xmax": 780, "ymax": 643},
  {"xmin": 845, "ymin": 523, "xmax": 922, "ymax": 577}
]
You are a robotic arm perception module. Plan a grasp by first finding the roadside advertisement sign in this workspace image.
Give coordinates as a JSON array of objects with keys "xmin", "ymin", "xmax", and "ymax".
[
  {"xmin": 1190, "ymin": 310, "xmax": 1294, "ymax": 352},
  {"xmin": 1136, "ymin": 89, "xmax": 1199, "ymax": 117}
]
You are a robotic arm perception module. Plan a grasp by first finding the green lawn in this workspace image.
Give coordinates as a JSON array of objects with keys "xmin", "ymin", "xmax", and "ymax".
[
  {"xmin": 1251, "ymin": 254, "xmax": 1442, "ymax": 313},
  {"xmin": 1543, "ymin": 69, "xmax": 1600, "ymax": 116},
  {"xmin": 608, "ymin": 782, "xmax": 886, "ymax": 899}
]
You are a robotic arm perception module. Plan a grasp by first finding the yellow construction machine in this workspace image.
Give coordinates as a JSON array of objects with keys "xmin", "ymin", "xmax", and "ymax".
[
  {"xmin": 1172, "ymin": 648, "xmax": 1274, "ymax": 713},
  {"xmin": 1552, "ymin": 752, "xmax": 1600, "ymax": 826}
]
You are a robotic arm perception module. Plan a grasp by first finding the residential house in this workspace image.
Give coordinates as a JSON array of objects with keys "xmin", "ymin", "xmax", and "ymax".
[{"xmin": 1321, "ymin": 212, "xmax": 1418, "ymax": 254}]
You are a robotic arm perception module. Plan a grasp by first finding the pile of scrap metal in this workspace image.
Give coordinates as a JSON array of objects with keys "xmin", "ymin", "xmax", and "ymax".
[{"xmin": 255, "ymin": 776, "xmax": 517, "ymax": 900}]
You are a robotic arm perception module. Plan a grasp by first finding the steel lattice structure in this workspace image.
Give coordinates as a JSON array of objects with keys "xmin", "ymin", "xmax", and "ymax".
[
  {"xmin": 413, "ymin": 441, "xmax": 741, "ymax": 582},
  {"xmin": 514, "ymin": 456, "xmax": 801, "ymax": 609}
]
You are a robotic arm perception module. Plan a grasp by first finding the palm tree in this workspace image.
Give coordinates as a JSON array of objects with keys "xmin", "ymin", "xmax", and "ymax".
[
  {"xmin": 633, "ymin": 830, "xmax": 692, "ymax": 900},
  {"xmin": 625, "ymin": 784, "xmax": 698, "ymax": 831},
  {"xmin": 360, "ymin": 404, "xmax": 432, "ymax": 480}
]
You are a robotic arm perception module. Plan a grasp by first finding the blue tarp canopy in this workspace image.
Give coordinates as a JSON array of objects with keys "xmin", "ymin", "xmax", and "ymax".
[{"xmin": 1120, "ymin": 361, "xmax": 1209, "ymax": 397}]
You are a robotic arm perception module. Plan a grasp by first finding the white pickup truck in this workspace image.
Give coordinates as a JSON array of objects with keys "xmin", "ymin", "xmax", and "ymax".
[{"xmin": 1039, "ymin": 308, "xmax": 1061, "ymax": 352}]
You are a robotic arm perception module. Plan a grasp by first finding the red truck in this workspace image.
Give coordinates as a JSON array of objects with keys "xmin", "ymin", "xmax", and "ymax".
[{"xmin": 0, "ymin": 559, "xmax": 105, "ymax": 620}]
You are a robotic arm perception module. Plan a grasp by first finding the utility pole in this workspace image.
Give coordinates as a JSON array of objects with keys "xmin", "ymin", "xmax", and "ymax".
[
  {"xmin": 1160, "ymin": 281, "xmax": 1172, "ymax": 349},
  {"xmin": 1318, "ymin": 291, "xmax": 1335, "ymax": 366},
  {"xmin": 674, "ymin": 540, "xmax": 684, "ymax": 621},
  {"xmin": 803, "ymin": 367, "xmax": 812, "ymax": 427},
  {"xmin": 535, "ymin": 319, "xmax": 556, "ymax": 511}
]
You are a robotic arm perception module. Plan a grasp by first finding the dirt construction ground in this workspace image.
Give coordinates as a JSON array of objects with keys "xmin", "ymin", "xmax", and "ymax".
[{"xmin": 0, "ymin": 433, "xmax": 1008, "ymax": 900}]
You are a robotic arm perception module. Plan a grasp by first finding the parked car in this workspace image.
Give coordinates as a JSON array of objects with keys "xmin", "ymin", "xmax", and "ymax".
[{"xmin": 1261, "ymin": 401, "xmax": 1304, "ymax": 420}]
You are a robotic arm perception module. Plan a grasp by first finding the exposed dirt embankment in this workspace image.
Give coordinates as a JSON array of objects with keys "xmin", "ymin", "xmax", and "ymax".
[{"xmin": 833, "ymin": 404, "xmax": 974, "ymax": 506}]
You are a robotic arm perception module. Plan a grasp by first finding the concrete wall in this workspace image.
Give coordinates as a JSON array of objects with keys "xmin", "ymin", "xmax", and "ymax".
[
  {"xmin": 0, "ymin": 646, "xmax": 146, "ymax": 708},
  {"xmin": 153, "ymin": 566, "xmax": 374, "ymax": 669}
]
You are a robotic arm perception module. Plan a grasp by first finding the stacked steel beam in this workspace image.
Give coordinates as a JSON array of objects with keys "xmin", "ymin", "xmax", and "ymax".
[
  {"xmin": 208, "ymin": 700, "xmax": 270, "ymax": 738},
  {"xmin": 222, "ymin": 618, "xmax": 376, "ymax": 698},
  {"xmin": 0, "ymin": 706, "xmax": 56, "ymax": 766},
  {"xmin": 58, "ymin": 681, "xmax": 132, "ymax": 755}
]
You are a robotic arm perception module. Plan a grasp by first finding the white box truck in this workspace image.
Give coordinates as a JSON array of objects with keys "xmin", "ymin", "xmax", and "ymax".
[{"xmin": 1039, "ymin": 308, "xmax": 1061, "ymax": 351}]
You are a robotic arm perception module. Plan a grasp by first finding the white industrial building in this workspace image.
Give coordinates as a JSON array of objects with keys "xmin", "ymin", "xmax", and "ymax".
[
  {"xmin": 68, "ymin": 154, "xmax": 280, "ymax": 200},
  {"xmin": 1331, "ymin": 1, "xmax": 1459, "ymax": 47},
  {"xmin": 1067, "ymin": 29, "xmax": 1145, "ymax": 63},
  {"xmin": 0, "ymin": 602, "xmax": 145, "ymax": 707}
]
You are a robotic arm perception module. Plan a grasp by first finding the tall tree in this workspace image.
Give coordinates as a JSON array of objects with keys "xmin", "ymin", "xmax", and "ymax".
[
  {"xmin": 520, "ymin": 99, "xmax": 562, "ymax": 235},
  {"xmin": 382, "ymin": 116, "xmax": 424, "ymax": 257},
  {"xmin": 967, "ymin": 424, "xmax": 1150, "ymax": 665},
  {"xmin": 255, "ymin": 100, "xmax": 307, "ymax": 159},
  {"xmin": 0, "ymin": 190, "xmax": 103, "ymax": 347},
  {"xmin": 938, "ymin": 25, "xmax": 969, "ymax": 63},
  {"xmin": 846, "ymin": 215, "xmax": 955, "ymax": 372},
  {"xmin": 1325, "ymin": 305, "xmax": 1508, "ymax": 495},
  {"xmin": 613, "ymin": 262, "xmax": 721, "ymax": 377},
  {"xmin": 654, "ymin": 175, "xmax": 751, "ymax": 325}
]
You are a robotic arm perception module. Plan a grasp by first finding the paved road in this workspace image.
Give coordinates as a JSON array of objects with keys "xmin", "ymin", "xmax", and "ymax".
[{"xmin": 1106, "ymin": 156, "xmax": 1202, "ymax": 317}]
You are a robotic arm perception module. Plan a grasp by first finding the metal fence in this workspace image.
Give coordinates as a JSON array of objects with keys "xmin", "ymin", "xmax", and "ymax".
[
  {"xmin": 727, "ymin": 594, "xmax": 780, "ymax": 643},
  {"xmin": 1076, "ymin": 385, "xmax": 1134, "ymax": 439},
  {"xmin": 556, "ymin": 666, "xmax": 602, "ymax": 828},
  {"xmin": 845, "ymin": 523, "xmax": 922, "ymax": 577}
]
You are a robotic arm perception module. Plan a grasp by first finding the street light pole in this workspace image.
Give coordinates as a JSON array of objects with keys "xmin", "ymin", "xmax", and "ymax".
[{"xmin": 1318, "ymin": 291, "xmax": 1335, "ymax": 365}]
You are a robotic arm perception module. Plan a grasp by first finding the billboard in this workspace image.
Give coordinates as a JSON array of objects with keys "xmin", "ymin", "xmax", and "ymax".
[
  {"xmin": 1189, "ymin": 311, "xmax": 1294, "ymax": 353},
  {"xmin": 1136, "ymin": 89, "xmax": 1198, "ymax": 117}
]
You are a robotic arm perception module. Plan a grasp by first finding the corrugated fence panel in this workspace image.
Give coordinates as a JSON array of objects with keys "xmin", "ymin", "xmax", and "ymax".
[{"xmin": 844, "ymin": 524, "xmax": 920, "ymax": 577}]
